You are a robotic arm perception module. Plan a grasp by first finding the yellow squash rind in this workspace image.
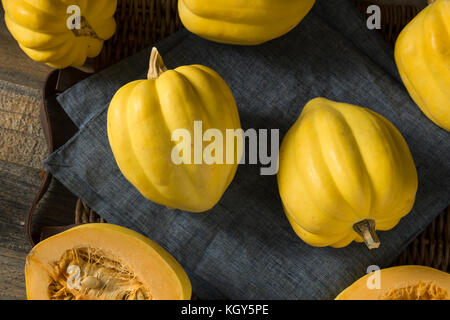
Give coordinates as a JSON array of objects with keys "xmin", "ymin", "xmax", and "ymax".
[
  {"xmin": 395, "ymin": 0, "xmax": 450, "ymax": 131},
  {"xmin": 2, "ymin": 0, "xmax": 117, "ymax": 68},
  {"xmin": 178, "ymin": 0, "xmax": 316, "ymax": 45}
]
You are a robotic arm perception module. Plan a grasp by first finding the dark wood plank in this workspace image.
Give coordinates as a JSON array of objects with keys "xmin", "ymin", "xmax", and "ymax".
[
  {"xmin": 0, "ymin": 79, "xmax": 48, "ymax": 169},
  {"xmin": 0, "ymin": 160, "xmax": 78, "ymax": 300},
  {"xmin": 0, "ymin": 5, "xmax": 74, "ymax": 300},
  {"xmin": 0, "ymin": 160, "xmax": 38, "ymax": 300}
]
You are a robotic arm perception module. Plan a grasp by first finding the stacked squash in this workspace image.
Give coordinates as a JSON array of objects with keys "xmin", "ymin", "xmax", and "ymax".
[{"xmin": 6, "ymin": 0, "xmax": 448, "ymax": 301}]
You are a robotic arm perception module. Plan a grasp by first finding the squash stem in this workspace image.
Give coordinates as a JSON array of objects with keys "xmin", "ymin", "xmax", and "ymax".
[
  {"xmin": 72, "ymin": 17, "xmax": 102, "ymax": 41},
  {"xmin": 148, "ymin": 47, "xmax": 168, "ymax": 80},
  {"xmin": 353, "ymin": 219, "xmax": 380, "ymax": 250},
  {"xmin": 427, "ymin": 0, "xmax": 436, "ymax": 4}
]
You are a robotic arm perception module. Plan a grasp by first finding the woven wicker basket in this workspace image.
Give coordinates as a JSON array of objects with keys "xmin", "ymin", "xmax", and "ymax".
[
  {"xmin": 92, "ymin": 0, "xmax": 181, "ymax": 71},
  {"xmin": 69, "ymin": 0, "xmax": 447, "ymax": 273}
]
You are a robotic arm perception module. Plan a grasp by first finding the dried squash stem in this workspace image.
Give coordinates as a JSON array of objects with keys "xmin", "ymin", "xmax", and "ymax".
[
  {"xmin": 148, "ymin": 47, "xmax": 168, "ymax": 80},
  {"xmin": 353, "ymin": 219, "xmax": 380, "ymax": 250},
  {"xmin": 72, "ymin": 17, "xmax": 102, "ymax": 41}
]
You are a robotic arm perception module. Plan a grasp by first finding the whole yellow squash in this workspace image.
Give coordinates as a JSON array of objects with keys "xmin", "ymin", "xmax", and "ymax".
[
  {"xmin": 178, "ymin": 0, "xmax": 316, "ymax": 45},
  {"xmin": 395, "ymin": 0, "xmax": 450, "ymax": 131},
  {"xmin": 107, "ymin": 48, "xmax": 242, "ymax": 213},
  {"xmin": 277, "ymin": 98, "xmax": 418, "ymax": 249},
  {"xmin": 2, "ymin": 0, "xmax": 117, "ymax": 69}
]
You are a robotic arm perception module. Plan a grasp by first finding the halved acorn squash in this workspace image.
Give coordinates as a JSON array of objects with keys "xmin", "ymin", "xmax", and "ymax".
[
  {"xmin": 336, "ymin": 266, "xmax": 450, "ymax": 300},
  {"xmin": 25, "ymin": 223, "xmax": 192, "ymax": 300}
]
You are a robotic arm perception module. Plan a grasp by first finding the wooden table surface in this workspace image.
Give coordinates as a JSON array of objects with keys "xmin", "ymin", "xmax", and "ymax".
[{"xmin": 0, "ymin": 6, "xmax": 78, "ymax": 300}]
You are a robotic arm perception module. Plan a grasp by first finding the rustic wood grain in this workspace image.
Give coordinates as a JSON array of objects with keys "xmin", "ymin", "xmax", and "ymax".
[
  {"xmin": 0, "ymin": 159, "xmax": 78, "ymax": 300},
  {"xmin": 0, "ymin": 5, "xmax": 76, "ymax": 300},
  {"xmin": 0, "ymin": 80, "xmax": 48, "ymax": 169}
]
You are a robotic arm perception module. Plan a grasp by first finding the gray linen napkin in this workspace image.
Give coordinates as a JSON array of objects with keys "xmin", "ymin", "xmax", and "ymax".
[{"xmin": 45, "ymin": 0, "xmax": 450, "ymax": 299}]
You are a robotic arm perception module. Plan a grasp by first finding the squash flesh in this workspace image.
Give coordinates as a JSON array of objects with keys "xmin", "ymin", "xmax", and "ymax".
[{"xmin": 25, "ymin": 224, "xmax": 192, "ymax": 300}]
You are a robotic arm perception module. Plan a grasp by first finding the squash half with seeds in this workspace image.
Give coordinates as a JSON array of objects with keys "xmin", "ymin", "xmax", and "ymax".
[
  {"xmin": 25, "ymin": 224, "xmax": 192, "ymax": 300},
  {"xmin": 336, "ymin": 266, "xmax": 450, "ymax": 300}
]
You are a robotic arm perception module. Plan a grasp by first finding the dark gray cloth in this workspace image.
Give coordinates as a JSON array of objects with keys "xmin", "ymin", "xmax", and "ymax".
[{"xmin": 46, "ymin": 0, "xmax": 450, "ymax": 299}]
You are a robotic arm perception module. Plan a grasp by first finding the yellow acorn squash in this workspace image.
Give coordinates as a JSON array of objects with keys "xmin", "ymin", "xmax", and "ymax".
[
  {"xmin": 2, "ymin": 0, "xmax": 117, "ymax": 69},
  {"xmin": 178, "ymin": 0, "xmax": 316, "ymax": 45},
  {"xmin": 25, "ymin": 223, "xmax": 192, "ymax": 300},
  {"xmin": 277, "ymin": 98, "xmax": 418, "ymax": 249},
  {"xmin": 107, "ymin": 48, "xmax": 242, "ymax": 213},
  {"xmin": 336, "ymin": 266, "xmax": 450, "ymax": 300},
  {"xmin": 395, "ymin": 0, "xmax": 450, "ymax": 131}
]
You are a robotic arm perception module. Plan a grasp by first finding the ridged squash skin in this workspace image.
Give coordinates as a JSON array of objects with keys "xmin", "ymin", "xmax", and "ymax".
[
  {"xmin": 277, "ymin": 98, "xmax": 418, "ymax": 249},
  {"xmin": 178, "ymin": 0, "xmax": 316, "ymax": 45},
  {"xmin": 2, "ymin": 0, "xmax": 117, "ymax": 68},
  {"xmin": 336, "ymin": 266, "xmax": 450, "ymax": 300},
  {"xmin": 25, "ymin": 223, "xmax": 192, "ymax": 300},
  {"xmin": 107, "ymin": 49, "xmax": 242, "ymax": 213},
  {"xmin": 395, "ymin": 0, "xmax": 450, "ymax": 131}
]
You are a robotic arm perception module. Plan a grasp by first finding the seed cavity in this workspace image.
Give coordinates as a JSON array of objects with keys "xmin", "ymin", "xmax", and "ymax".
[
  {"xmin": 66, "ymin": 265, "xmax": 81, "ymax": 290},
  {"xmin": 48, "ymin": 247, "xmax": 152, "ymax": 300},
  {"xmin": 381, "ymin": 281, "xmax": 448, "ymax": 300}
]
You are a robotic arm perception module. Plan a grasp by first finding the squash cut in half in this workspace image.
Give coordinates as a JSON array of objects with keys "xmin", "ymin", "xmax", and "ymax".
[
  {"xmin": 336, "ymin": 266, "xmax": 450, "ymax": 300},
  {"xmin": 25, "ymin": 224, "xmax": 192, "ymax": 300}
]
